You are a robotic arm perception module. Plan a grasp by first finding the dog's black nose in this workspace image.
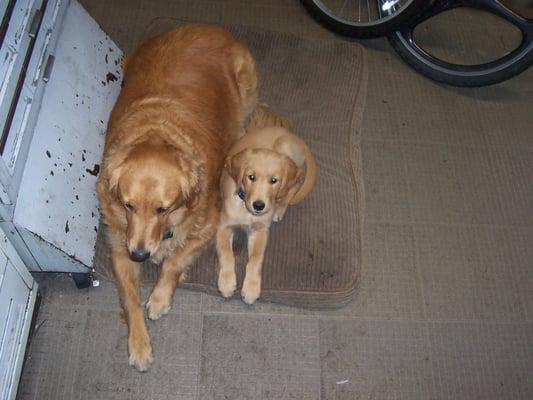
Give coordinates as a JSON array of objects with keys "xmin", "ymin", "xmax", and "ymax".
[
  {"xmin": 130, "ymin": 249, "xmax": 151, "ymax": 262},
  {"xmin": 252, "ymin": 200, "xmax": 265, "ymax": 211}
]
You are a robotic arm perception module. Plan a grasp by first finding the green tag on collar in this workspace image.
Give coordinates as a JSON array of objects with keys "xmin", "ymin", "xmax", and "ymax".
[{"xmin": 163, "ymin": 229, "xmax": 173, "ymax": 240}]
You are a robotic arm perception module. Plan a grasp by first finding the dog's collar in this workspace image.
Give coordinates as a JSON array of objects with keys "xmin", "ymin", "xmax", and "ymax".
[
  {"xmin": 237, "ymin": 186, "xmax": 246, "ymax": 201},
  {"xmin": 163, "ymin": 229, "xmax": 173, "ymax": 240}
]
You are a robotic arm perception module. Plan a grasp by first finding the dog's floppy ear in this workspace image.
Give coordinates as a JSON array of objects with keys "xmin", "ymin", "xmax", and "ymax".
[
  {"xmin": 225, "ymin": 149, "xmax": 251, "ymax": 186},
  {"xmin": 100, "ymin": 145, "xmax": 133, "ymax": 198},
  {"xmin": 174, "ymin": 150, "xmax": 204, "ymax": 210},
  {"xmin": 185, "ymin": 183, "xmax": 201, "ymax": 210},
  {"xmin": 277, "ymin": 156, "xmax": 302, "ymax": 201}
]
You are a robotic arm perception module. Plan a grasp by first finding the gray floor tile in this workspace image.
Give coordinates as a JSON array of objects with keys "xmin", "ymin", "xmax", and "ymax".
[
  {"xmin": 427, "ymin": 321, "xmax": 533, "ymax": 400},
  {"xmin": 319, "ymin": 319, "xmax": 434, "ymax": 400},
  {"xmin": 345, "ymin": 222, "xmax": 424, "ymax": 319},
  {"xmin": 487, "ymin": 146, "xmax": 533, "ymax": 227},
  {"xmin": 73, "ymin": 310, "xmax": 202, "ymax": 400},
  {"xmin": 475, "ymin": 69, "xmax": 533, "ymax": 149},
  {"xmin": 361, "ymin": 59, "xmax": 486, "ymax": 147},
  {"xmin": 363, "ymin": 142, "xmax": 412, "ymax": 223},
  {"xmin": 19, "ymin": 276, "xmax": 204, "ymax": 400},
  {"xmin": 199, "ymin": 314, "xmax": 320, "ymax": 400},
  {"xmin": 403, "ymin": 144, "xmax": 504, "ymax": 225},
  {"xmin": 479, "ymin": 226, "xmax": 533, "ymax": 321},
  {"xmin": 414, "ymin": 225, "xmax": 526, "ymax": 321},
  {"xmin": 17, "ymin": 307, "xmax": 88, "ymax": 400}
]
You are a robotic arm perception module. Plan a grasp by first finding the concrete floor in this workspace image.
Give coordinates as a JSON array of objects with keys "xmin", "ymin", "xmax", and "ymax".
[{"xmin": 17, "ymin": 1, "xmax": 533, "ymax": 399}]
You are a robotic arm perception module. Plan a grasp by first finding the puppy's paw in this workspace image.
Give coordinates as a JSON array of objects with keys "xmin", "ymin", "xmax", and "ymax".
[
  {"xmin": 218, "ymin": 270, "xmax": 237, "ymax": 298},
  {"xmin": 146, "ymin": 293, "xmax": 171, "ymax": 321},
  {"xmin": 128, "ymin": 331, "xmax": 153, "ymax": 372},
  {"xmin": 241, "ymin": 277, "xmax": 261, "ymax": 305}
]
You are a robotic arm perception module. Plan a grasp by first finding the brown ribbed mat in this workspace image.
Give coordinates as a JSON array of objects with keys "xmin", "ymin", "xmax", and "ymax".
[{"xmin": 93, "ymin": 19, "xmax": 367, "ymax": 308}]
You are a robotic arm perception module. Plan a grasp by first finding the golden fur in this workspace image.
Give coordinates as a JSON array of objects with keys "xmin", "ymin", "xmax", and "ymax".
[
  {"xmin": 216, "ymin": 107, "xmax": 317, "ymax": 304},
  {"xmin": 97, "ymin": 24, "xmax": 258, "ymax": 371}
]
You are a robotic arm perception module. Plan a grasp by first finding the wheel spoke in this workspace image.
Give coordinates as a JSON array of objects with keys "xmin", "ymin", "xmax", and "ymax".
[{"xmin": 339, "ymin": 0, "xmax": 348, "ymax": 16}]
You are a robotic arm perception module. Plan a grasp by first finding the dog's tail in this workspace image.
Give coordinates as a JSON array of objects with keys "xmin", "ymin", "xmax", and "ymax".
[
  {"xmin": 247, "ymin": 104, "xmax": 292, "ymax": 131},
  {"xmin": 286, "ymin": 135, "xmax": 317, "ymax": 205}
]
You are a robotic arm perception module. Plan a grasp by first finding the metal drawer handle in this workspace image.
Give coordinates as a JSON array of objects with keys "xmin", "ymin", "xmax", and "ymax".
[
  {"xmin": 42, "ymin": 54, "xmax": 54, "ymax": 82},
  {"xmin": 28, "ymin": 8, "xmax": 44, "ymax": 38}
]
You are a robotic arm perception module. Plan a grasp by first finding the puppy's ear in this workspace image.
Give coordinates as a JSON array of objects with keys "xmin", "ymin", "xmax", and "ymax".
[
  {"xmin": 225, "ymin": 149, "xmax": 251, "ymax": 186},
  {"xmin": 277, "ymin": 156, "xmax": 302, "ymax": 201}
]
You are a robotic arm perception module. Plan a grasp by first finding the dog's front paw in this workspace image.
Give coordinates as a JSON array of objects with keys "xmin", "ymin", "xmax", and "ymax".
[
  {"xmin": 146, "ymin": 293, "xmax": 171, "ymax": 320},
  {"xmin": 128, "ymin": 330, "xmax": 153, "ymax": 372},
  {"xmin": 218, "ymin": 270, "xmax": 237, "ymax": 298},
  {"xmin": 273, "ymin": 207, "xmax": 287, "ymax": 222},
  {"xmin": 241, "ymin": 277, "xmax": 261, "ymax": 305}
]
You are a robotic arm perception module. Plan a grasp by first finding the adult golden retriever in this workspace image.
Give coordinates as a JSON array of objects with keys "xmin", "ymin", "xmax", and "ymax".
[{"xmin": 97, "ymin": 24, "xmax": 258, "ymax": 371}]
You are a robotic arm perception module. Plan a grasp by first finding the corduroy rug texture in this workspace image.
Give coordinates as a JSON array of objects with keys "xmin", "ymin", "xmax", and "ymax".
[{"xmin": 93, "ymin": 19, "xmax": 368, "ymax": 308}]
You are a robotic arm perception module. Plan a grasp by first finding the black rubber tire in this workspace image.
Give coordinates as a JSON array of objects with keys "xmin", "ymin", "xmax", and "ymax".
[
  {"xmin": 387, "ymin": 29, "xmax": 533, "ymax": 87},
  {"xmin": 300, "ymin": 0, "xmax": 427, "ymax": 38}
]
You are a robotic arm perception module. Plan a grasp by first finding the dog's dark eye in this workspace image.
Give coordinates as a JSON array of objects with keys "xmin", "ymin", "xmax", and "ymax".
[
  {"xmin": 156, "ymin": 207, "xmax": 169, "ymax": 214},
  {"xmin": 124, "ymin": 202, "xmax": 135, "ymax": 211},
  {"xmin": 270, "ymin": 177, "xmax": 278, "ymax": 184},
  {"xmin": 248, "ymin": 175, "xmax": 255, "ymax": 182}
]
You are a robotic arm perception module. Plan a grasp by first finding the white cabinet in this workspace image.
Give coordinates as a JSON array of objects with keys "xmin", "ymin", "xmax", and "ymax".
[{"xmin": 0, "ymin": 229, "xmax": 37, "ymax": 400}]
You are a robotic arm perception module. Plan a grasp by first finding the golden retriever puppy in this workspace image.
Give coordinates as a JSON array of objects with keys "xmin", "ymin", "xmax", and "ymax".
[
  {"xmin": 97, "ymin": 24, "xmax": 258, "ymax": 371},
  {"xmin": 216, "ymin": 110, "xmax": 317, "ymax": 304}
]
